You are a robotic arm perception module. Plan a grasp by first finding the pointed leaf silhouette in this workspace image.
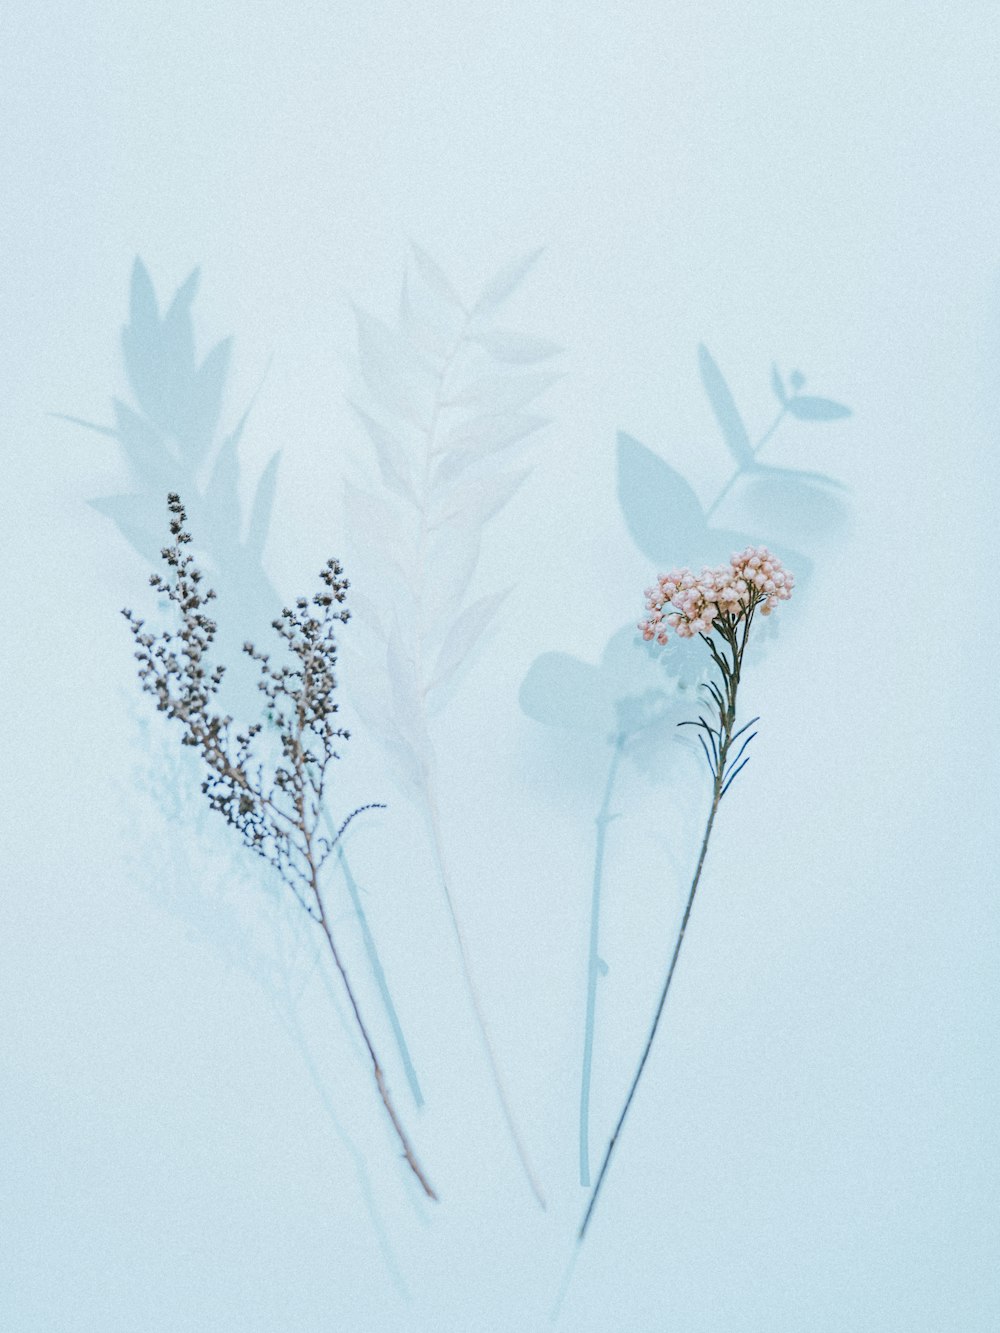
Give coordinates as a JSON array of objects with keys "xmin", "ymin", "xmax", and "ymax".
[
  {"xmin": 428, "ymin": 588, "xmax": 510, "ymax": 693},
  {"xmin": 698, "ymin": 345, "xmax": 753, "ymax": 465},
  {"xmin": 122, "ymin": 263, "xmax": 209, "ymax": 445},
  {"xmin": 203, "ymin": 436, "xmax": 241, "ymax": 554},
  {"xmin": 449, "ymin": 370, "xmax": 561, "ymax": 415},
  {"xmin": 519, "ymin": 652, "xmax": 611, "ymax": 731},
  {"xmin": 424, "ymin": 526, "xmax": 481, "ymax": 626},
  {"xmin": 429, "ymin": 468, "xmax": 530, "ymax": 531},
  {"xmin": 219, "ymin": 373, "xmax": 263, "ymax": 457},
  {"xmin": 387, "ymin": 626, "xmax": 431, "ymax": 762},
  {"xmin": 410, "ymin": 244, "xmax": 466, "ymax": 318},
  {"xmin": 617, "ymin": 432, "xmax": 706, "ymax": 563},
  {"xmin": 473, "ymin": 329, "xmax": 562, "ymax": 364},
  {"xmin": 400, "ymin": 257, "xmax": 465, "ymax": 363},
  {"xmin": 433, "ymin": 413, "xmax": 547, "ymax": 486},
  {"xmin": 163, "ymin": 266, "xmax": 200, "ymax": 322},
  {"xmin": 182, "ymin": 336, "xmax": 231, "ymax": 457},
  {"xmin": 438, "ymin": 409, "xmax": 546, "ymax": 456},
  {"xmin": 111, "ymin": 399, "xmax": 172, "ymax": 488},
  {"xmin": 786, "ymin": 395, "xmax": 852, "ymax": 421},
  {"xmin": 343, "ymin": 587, "xmax": 387, "ymax": 647},
  {"xmin": 162, "ymin": 268, "xmax": 199, "ymax": 373},
  {"xmin": 470, "ymin": 249, "xmax": 544, "ymax": 321},
  {"xmin": 246, "ymin": 450, "xmax": 281, "ymax": 561},
  {"xmin": 52, "ymin": 413, "xmax": 117, "ymax": 438},
  {"xmin": 129, "ymin": 258, "xmax": 159, "ymax": 330},
  {"xmin": 356, "ymin": 305, "xmax": 432, "ymax": 380},
  {"xmin": 343, "ymin": 482, "xmax": 403, "ymax": 564},
  {"xmin": 736, "ymin": 472, "xmax": 850, "ymax": 545},
  {"xmin": 355, "ymin": 307, "xmax": 433, "ymax": 426},
  {"xmin": 350, "ymin": 404, "xmax": 416, "ymax": 501},
  {"xmin": 617, "ymin": 432, "xmax": 755, "ymax": 566},
  {"xmin": 771, "ymin": 364, "xmax": 787, "ymax": 404},
  {"xmin": 122, "ymin": 261, "xmax": 163, "ymax": 424},
  {"xmin": 88, "ymin": 493, "xmax": 163, "ymax": 566}
]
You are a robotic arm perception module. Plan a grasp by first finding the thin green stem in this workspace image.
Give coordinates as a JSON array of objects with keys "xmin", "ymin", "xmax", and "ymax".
[
  {"xmin": 579, "ymin": 621, "xmax": 749, "ymax": 1240},
  {"xmin": 578, "ymin": 784, "xmax": 720, "ymax": 1240},
  {"xmin": 579, "ymin": 732, "xmax": 626, "ymax": 1187}
]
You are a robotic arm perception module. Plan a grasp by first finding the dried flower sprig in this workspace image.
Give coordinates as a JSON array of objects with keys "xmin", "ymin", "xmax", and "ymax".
[
  {"xmin": 579, "ymin": 545, "xmax": 793, "ymax": 1239},
  {"xmin": 123, "ymin": 492, "xmax": 436, "ymax": 1200}
]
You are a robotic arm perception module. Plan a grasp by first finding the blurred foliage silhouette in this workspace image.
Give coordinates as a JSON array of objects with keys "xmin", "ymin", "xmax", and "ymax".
[
  {"xmin": 343, "ymin": 244, "xmax": 561, "ymax": 1206},
  {"xmin": 63, "ymin": 259, "xmax": 281, "ymax": 677}
]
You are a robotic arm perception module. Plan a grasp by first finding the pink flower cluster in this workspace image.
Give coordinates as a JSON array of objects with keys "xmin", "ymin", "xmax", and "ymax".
[{"xmin": 640, "ymin": 546, "xmax": 794, "ymax": 645}]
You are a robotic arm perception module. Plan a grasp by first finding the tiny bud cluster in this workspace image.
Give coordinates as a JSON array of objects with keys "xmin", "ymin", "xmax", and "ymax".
[
  {"xmin": 122, "ymin": 493, "xmax": 364, "ymax": 918},
  {"xmin": 640, "ymin": 546, "xmax": 795, "ymax": 646},
  {"xmin": 121, "ymin": 494, "xmax": 435, "ymax": 1196}
]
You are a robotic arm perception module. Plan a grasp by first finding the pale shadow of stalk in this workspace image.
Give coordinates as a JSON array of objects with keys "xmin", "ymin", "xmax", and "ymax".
[{"xmin": 124, "ymin": 709, "xmax": 410, "ymax": 1296}]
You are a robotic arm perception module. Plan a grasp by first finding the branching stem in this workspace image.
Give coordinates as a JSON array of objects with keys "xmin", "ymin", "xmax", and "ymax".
[
  {"xmin": 326, "ymin": 820, "xmax": 424, "ymax": 1108},
  {"xmin": 309, "ymin": 855, "xmax": 437, "ymax": 1200},
  {"xmin": 705, "ymin": 405, "xmax": 787, "ymax": 519}
]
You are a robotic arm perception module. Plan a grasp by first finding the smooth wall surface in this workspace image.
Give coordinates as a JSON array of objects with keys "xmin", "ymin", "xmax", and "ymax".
[{"xmin": 2, "ymin": 4, "xmax": 998, "ymax": 1330}]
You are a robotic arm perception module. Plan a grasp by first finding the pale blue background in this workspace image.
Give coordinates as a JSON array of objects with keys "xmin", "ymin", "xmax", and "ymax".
[{"xmin": 2, "ymin": 3, "xmax": 998, "ymax": 1330}]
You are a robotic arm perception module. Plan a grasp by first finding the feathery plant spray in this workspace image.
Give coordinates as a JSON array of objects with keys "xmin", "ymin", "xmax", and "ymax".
[
  {"xmin": 579, "ymin": 545, "xmax": 794, "ymax": 1239},
  {"xmin": 124, "ymin": 493, "xmax": 436, "ymax": 1200},
  {"xmin": 345, "ymin": 247, "xmax": 560, "ymax": 1206}
]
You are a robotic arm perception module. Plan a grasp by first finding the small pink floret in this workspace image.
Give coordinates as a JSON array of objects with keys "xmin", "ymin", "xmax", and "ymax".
[{"xmin": 637, "ymin": 545, "xmax": 794, "ymax": 646}]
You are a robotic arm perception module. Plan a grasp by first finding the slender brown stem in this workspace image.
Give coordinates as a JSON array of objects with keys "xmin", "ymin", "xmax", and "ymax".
[{"xmin": 311, "ymin": 864, "xmax": 437, "ymax": 1200}]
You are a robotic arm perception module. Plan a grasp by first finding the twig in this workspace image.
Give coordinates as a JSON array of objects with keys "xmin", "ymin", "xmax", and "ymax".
[{"xmin": 124, "ymin": 493, "xmax": 436, "ymax": 1199}]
